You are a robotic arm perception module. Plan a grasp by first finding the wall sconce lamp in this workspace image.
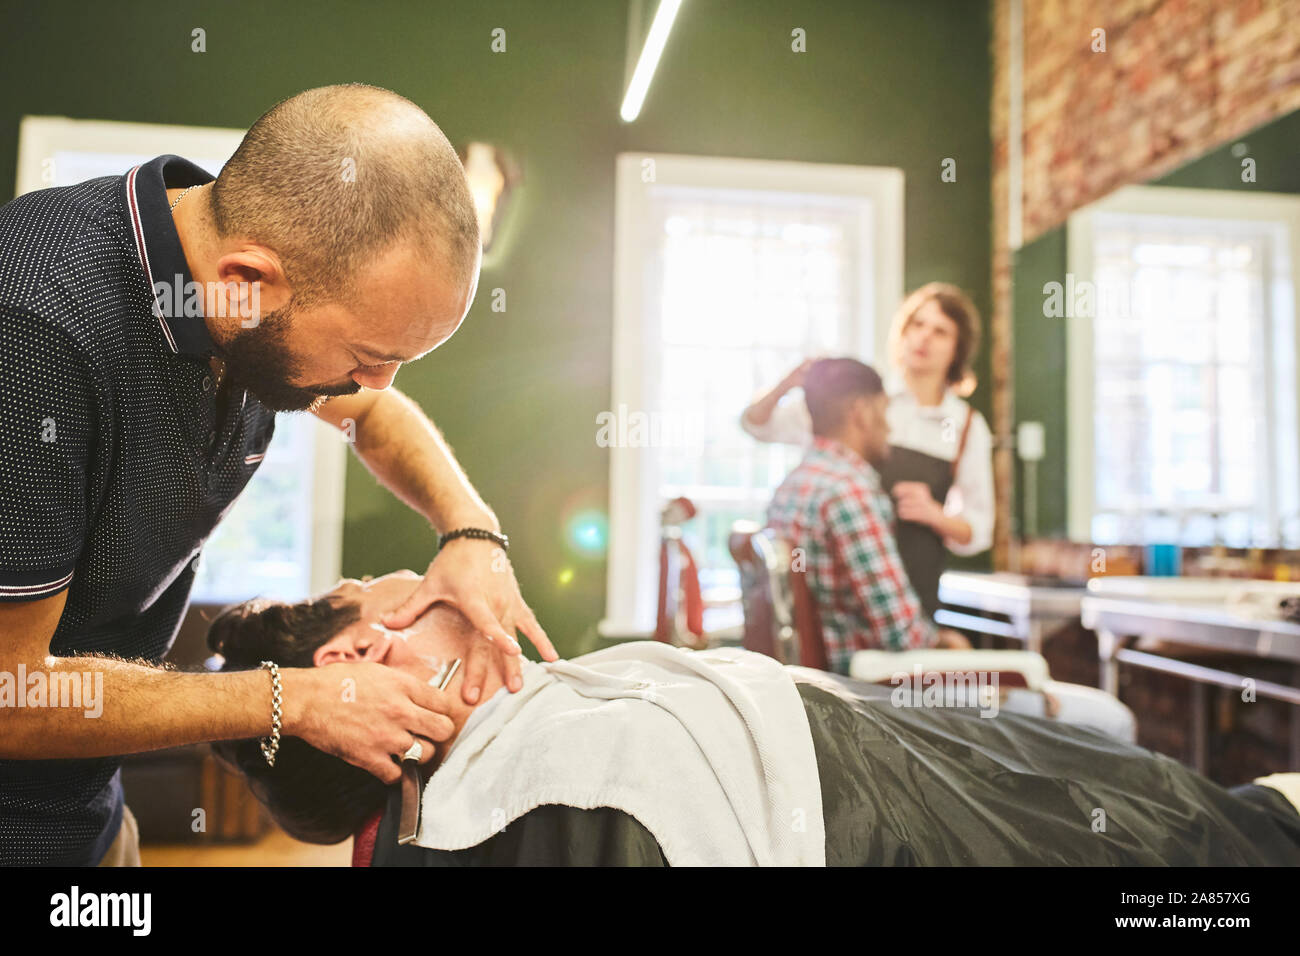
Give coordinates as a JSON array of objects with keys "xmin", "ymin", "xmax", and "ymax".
[{"xmin": 457, "ymin": 142, "xmax": 521, "ymax": 259}]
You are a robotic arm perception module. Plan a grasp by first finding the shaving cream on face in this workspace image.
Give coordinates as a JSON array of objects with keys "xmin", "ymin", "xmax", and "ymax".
[
  {"xmin": 422, "ymin": 656, "xmax": 451, "ymax": 687},
  {"xmin": 370, "ymin": 621, "xmax": 420, "ymax": 643},
  {"xmin": 368, "ymin": 620, "xmax": 455, "ymax": 686}
]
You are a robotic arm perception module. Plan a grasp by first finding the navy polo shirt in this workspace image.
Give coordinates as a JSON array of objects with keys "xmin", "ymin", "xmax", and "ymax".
[{"xmin": 0, "ymin": 155, "xmax": 277, "ymax": 865}]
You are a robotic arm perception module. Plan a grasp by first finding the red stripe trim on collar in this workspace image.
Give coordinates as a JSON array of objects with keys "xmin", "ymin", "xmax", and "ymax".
[{"xmin": 125, "ymin": 165, "xmax": 178, "ymax": 354}]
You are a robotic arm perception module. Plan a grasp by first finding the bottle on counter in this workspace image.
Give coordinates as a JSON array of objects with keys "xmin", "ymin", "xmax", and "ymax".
[{"xmin": 1143, "ymin": 510, "xmax": 1182, "ymax": 577}]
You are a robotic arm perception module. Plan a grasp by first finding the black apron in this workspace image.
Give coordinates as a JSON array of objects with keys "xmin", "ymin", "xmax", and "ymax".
[{"xmin": 874, "ymin": 408, "xmax": 974, "ymax": 621}]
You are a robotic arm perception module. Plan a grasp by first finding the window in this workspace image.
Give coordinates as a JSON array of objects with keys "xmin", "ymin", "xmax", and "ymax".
[
  {"xmin": 15, "ymin": 116, "xmax": 345, "ymax": 602},
  {"xmin": 604, "ymin": 153, "xmax": 903, "ymax": 636},
  {"xmin": 1067, "ymin": 186, "xmax": 1300, "ymax": 548}
]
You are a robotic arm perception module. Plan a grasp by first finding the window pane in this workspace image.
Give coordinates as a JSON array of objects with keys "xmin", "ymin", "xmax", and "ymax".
[
  {"xmin": 192, "ymin": 419, "xmax": 316, "ymax": 603},
  {"xmin": 650, "ymin": 187, "xmax": 868, "ymax": 590},
  {"xmin": 1090, "ymin": 212, "xmax": 1273, "ymax": 533}
]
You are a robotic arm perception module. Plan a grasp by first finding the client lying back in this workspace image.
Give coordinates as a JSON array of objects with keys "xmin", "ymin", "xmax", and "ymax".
[
  {"xmin": 208, "ymin": 571, "xmax": 490, "ymax": 845},
  {"xmin": 209, "ymin": 570, "xmax": 1300, "ymax": 866},
  {"xmin": 210, "ymin": 570, "xmax": 822, "ymax": 865}
]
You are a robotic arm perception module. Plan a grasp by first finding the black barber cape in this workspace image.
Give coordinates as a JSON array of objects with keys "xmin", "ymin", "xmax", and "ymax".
[{"xmin": 372, "ymin": 675, "xmax": 1300, "ymax": 866}]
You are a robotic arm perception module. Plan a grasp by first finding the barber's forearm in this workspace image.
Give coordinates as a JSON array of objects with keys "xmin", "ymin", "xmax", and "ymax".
[
  {"xmin": 0, "ymin": 656, "xmax": 294, "ymax": 760},
  {"xmin": 936, "ymin": 514, "xmax": 973, "ymax": 547},
  {"xmin": 350, "ymin": 388, "xmax": 498, "ymax": 533}
]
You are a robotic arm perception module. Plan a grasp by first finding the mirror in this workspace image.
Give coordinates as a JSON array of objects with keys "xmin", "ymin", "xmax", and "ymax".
[{"xmin": 1012, "ymin": 108, "xmax": 1300, "ymax": 573}]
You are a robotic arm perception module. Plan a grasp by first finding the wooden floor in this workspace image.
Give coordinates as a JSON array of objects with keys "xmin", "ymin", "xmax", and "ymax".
[{"xmin": 139, "ymin": 828, "xmax": 353, "ymax": 867}]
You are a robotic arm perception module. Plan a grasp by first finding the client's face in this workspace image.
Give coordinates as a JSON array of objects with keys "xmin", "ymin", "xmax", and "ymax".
[
  {"xmin": 862, "ymin": 392, "xmax": 892, "ymax": 468},
  {"xmin": 310, "ymin": 570, "xmax": 503, "ymax": 706}
]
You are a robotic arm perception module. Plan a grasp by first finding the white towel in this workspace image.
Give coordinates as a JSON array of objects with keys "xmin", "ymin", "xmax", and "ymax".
[
  {"xmin": 414, "ymin": 641, "xmax": 825, "ymax": 866},
  {"xmin": 1253, "ymin": 773, "xmax": 1300, "ymax": 814}
]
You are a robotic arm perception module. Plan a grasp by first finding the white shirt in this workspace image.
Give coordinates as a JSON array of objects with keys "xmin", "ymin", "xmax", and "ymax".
[{"xmin": 741, "ymin": 373, "xmax": 994, "ymax": 556}]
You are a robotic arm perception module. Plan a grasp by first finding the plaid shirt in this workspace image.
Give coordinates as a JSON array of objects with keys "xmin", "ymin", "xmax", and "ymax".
[{"xmin": 767, "ymin": 436, "xmax": 936, "ymax": 673}]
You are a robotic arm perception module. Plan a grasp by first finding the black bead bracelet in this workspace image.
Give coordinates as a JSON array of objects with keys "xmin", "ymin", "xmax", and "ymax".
[{"xmin": 439, "ymin": 527, "xmax": 509, "ymax": 552}]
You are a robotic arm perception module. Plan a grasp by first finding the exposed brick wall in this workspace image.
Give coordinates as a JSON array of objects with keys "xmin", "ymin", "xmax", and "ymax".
[
  {"xmin": 989, "ymin": 0, "xmax": 1300, "ymax": 567},
  {"xmin": 1117, "ymin": 659, "xmax": 1297, "ymax": 784}
]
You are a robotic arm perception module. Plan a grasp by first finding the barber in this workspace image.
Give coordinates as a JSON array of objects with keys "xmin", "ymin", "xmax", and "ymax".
[
  {"xmin": 0, "ymin": 85, "xmax": 554, "ymax": 865},
  {"xmin": 742, "ymin": 283, "xmax": 994, "ymax": 631}
]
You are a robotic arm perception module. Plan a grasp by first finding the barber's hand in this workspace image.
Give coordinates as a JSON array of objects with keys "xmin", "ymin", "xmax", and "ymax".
[
  {"xmin": 284, "ymin": 663, "xmax": 456, "ymax": 785},
  {"xmin": 380, "ymin": 537, "xmax": 558, "ymax": 704},
  {"xmin": 893, "ymin": 481, "xmax": 944, "ymax": 528}
]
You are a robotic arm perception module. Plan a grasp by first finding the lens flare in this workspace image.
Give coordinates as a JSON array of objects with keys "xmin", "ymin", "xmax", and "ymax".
[{"xmin": 564, "ymin": 509, "xmax": 608, "ymax": 557}]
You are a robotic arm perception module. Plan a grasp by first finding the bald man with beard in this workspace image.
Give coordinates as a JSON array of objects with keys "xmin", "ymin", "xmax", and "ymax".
[{"xmin": 0, "ymin": 84, "xmax": 554, "ymax": 865}]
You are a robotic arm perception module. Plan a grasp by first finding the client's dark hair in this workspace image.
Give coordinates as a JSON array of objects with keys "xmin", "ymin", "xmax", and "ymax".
[
  {"xmin": 207, "ymin": 594, "xmax": 391, "ymax": 844},
  {"xmin": 803, "ymin": 358, "xmax": 885, "ymax": 436}
]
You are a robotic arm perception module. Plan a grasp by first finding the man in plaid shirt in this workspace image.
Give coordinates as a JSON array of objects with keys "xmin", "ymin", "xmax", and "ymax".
[{"xmin": 767, "ymin": 359, "xmax": 938, "ymax": 673}]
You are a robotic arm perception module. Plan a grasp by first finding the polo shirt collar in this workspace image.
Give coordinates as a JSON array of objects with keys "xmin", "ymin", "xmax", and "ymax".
[{"xmin": 124, "ymin": 155, "xmax": 218, "ymax": 358}]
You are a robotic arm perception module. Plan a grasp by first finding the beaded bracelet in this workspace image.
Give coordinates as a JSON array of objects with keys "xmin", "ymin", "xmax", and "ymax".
[
  {"xmin": 439, "ymin": 527, "xmax": 509, "ymax": 552},
  {"xmin": 259, "ymin": 661, "xmax": 283, "ymax": 768}
]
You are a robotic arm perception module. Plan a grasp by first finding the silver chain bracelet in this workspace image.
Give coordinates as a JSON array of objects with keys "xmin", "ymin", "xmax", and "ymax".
[{"xmin": 259, "ymin": 661, "xmax": 283, "ymax": 767}]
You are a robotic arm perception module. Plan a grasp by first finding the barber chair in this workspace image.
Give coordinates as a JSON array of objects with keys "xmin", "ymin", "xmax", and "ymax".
[
  {"xmin": 655, "ymin": 497, "xmax": 706, "ymax": 648},
  {"xmin": 728, "ymin": 524, "xmax": 825, "ymax": 668},
  {"xmin": 730, "ymin": 523, "xmax": 1051, "ymax": 692},
  {"xmin": 787, "ymin": 547, "xmax": 831, "ymax": 671},
  {"xmin": 353, "ymin": 812, "xmax": 382, "ymax": 866}
]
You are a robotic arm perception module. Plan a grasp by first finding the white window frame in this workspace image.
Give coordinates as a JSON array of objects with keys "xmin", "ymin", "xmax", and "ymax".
[
  {"xmin": 15, "ymin": 115, "xmax": 346, "ymax": 596},
  {"xmin": 1066, "ymin": 184, "xmax": 1300, "ymax": 543},
  {"xmin": 602, "ymin": 152, "xmax": 904, "ymax": 637}
]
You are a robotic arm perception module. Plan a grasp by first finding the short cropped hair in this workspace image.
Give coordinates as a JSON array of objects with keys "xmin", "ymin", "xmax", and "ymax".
[
  {"xmin": 887, "ymin": 282, "xmax": 982, "ymax": 389},
  {"xmin": 803, "ymin": 358, "xmax": 885, "ymax": 436},
  {"xmin": 210, "ymin": 83, "xmax": 480, "ymax": 306},
  {"xmin": 206, "ymin": 594, "xmax": 389, "ymax": 845}
]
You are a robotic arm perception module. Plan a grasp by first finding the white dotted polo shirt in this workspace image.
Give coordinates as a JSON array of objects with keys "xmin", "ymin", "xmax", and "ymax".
[{"xmin": 0, "ymin": 155, "xmax": 277, "ymax": 865}]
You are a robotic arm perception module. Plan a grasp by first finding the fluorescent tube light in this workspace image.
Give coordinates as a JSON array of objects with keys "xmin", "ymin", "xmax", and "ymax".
[{"xmin": 620, "ymin": 0, "xmax": 684, "ymax": 122}]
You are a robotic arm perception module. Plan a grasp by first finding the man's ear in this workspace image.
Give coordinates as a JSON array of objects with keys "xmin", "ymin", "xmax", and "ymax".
[
  {"xmin": 214, "ymin": 246, "xmax": 293, "ymax": 315},
  {"xmin": 849, "ymin": 394, "xmax": 872, "ymax": 429},
  {"xmin": 312, "ymin": 633, "xmax": 358, "ymax": 667}
]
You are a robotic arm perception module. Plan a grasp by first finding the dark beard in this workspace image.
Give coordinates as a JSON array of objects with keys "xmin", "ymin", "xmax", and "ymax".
[
  {"xmin": 866, "ymin": 443, "xmax": 891, "ymax": 471},
  {"xmin": 217, "ymin": 302, "xmax": 361, "ymax": 413}
]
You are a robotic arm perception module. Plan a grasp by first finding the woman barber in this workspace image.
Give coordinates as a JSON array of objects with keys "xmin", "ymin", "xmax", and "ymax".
[{"xmin": 742, "ymin": 283, "xmax": 994, "ymax": 634}]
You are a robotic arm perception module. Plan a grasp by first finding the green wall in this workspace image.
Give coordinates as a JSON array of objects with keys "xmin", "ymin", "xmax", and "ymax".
[
  {"xmin": 0, "ymin": 0, "xmax": 992, "ymax": 656},
  {"xmin": 1011, "ymin": 228, "xmax": 1069, "ymax": 535},
  {"xmin": 1011, "ymin": 108, "xmax": 1300, "ymax": 540}
]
